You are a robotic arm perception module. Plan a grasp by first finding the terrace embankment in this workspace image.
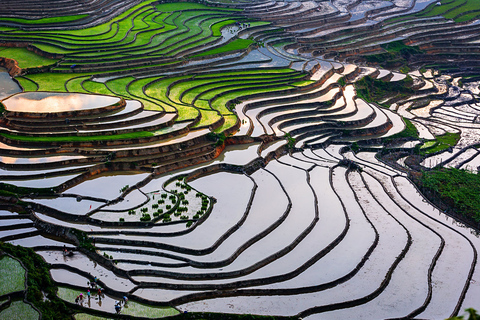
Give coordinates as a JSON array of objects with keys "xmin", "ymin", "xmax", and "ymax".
[{"xmin": 0, "ymin": 57, "xmax": 22, "ymax": 77}]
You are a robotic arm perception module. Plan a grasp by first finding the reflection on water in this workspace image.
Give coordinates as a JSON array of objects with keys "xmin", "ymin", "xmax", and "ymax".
[
  {"xmin": 0, "ymin": 67, "xmax": 21, "ymax": 99},
  {"xmin": 0, "ymin": 154, "xmax": 86, "ymax": 165},
  {"xmin": 3, "ymin": 91, "xmax": 120, "ymax": 113}
]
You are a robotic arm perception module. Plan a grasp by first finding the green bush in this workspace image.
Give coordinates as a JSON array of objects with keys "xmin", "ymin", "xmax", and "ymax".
[{"xmin": 140, "ymin": 213, "xmax": 151, "ymax": 222}]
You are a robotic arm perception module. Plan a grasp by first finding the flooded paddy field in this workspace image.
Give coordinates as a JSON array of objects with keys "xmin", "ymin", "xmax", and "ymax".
[{"xmin": 1, "ymin": 0, "xmax": 480, "ymax": 318}]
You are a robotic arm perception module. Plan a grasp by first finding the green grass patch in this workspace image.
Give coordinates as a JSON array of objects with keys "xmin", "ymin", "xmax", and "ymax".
[
  {"xmin": 214, "ymin": 115, "xmax": 238, "ymax": 133},
  {"xmin": 0, "ymin": 300, "xmax": 39, "ymax": 320},
  {"xmin": 0, "ymin": 14, "xmax": 87, "ymax": 25},
  {"xmin": 211, "ymin": 19, "xmax": 236, "ymax": 36},
  {"xmin": 193, "ymin": 38, "xmax": 255, "ymax": 57},
  {"xmin": 0, "ymin": 47, "xmax": 58, "ymax": 69},
  {"xmin": 421, "ymin": 167, "xmax": 480, "ymax": 222},
  {"xmin": 122, "ymin": 301, "xmax": 179, "ymax": 318},
  {"xmin": 56, "ymin": 286, "xmax": 83, "ymax": 302},
  {"xmin": 421, "ymin": 140, "xmax": 438, "ymax": 149},
  {"xmin": 423, "ymin": 132, "xmax": 460, "ymax": 154},
  {"xmin": 386, "ymin": 0, "xmax": 480, "ymax": 23},
  {"xmin": 145, "ymin": 75, "xmax": 191, "ymax": 113},
  {"xmin": 385, "ymin": 118, "xmax": 419, "ymax": 141},
  {"xmin": 65, "ymin": 76, "xmax": 90, "ymax": 93},
  {"xmin": 82, "ymin": 80, "xmax": 114, "ymax": 96},
  {"xmin": 0, "ymin": 131, "xmax": 155, "ymax": 143},
  {"xmin": 291, "ymin": 80, "xmax": 314, "ymax": 87},
  {"xmin": 16, "ymin": 76, "xmax": 38, "ymax": 92},
  {"xmin": 192, "ymin": 109, "xmax": 220, "ymax": 128},
  {"xmin": 60, "ymin": 287, "xmax": 179, "ymax": 318},
  {"xmin": 21, "ymin": 73, "xmax": 93, "ymax": 92},
  {"xmin": 0, "ymin": 256, "xmax": 25, "ymax": 295}
]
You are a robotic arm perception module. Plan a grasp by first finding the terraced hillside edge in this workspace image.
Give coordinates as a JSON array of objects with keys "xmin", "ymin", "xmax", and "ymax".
[{"xmin": 0, "ymin": 0, "xmax": 480, "ymax": 319}]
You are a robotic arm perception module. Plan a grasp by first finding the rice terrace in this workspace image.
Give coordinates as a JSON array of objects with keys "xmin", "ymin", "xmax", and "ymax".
[{"xmin": 2, "ymin": 0, "xmax": 480, "ymax": 319}]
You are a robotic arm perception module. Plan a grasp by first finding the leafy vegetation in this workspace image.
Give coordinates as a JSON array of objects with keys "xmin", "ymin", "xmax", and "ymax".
[
  {"xmin": 383, "ymin": 118, "xmax": 419, "ymax": 143},
  {"xmin": 421, "ymin": 168, "xmax": 480, "ymax": 222},
  {"xmin": 207, "ymin": 132, "xmax": 226, "ymax": 146},
  {"xmin": 355, "ymin": 75, "xmax": 414, "ymax": 107},
  {"xmin": 364, "ymin": 41, "xmax": 424, "ymax": 69},
  {"xmin": 285, "ymin": 132, "xmax": 296, "ymax": 150},
  {"xmin": 0, "ymin": 182, "xmax": 56, "ymax": 198},
  {"xmin": 447, "ymin": 308, "xmax": 480, "ymax": 320},
  {"xmin": 70, "ymin": 229, "xmax": 95, "ymax": 252}
]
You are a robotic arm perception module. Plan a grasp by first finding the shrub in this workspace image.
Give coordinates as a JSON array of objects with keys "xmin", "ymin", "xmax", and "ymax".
[{"xmin": 140, "ymin": 214, "xmax": 151, "ymax": 222}]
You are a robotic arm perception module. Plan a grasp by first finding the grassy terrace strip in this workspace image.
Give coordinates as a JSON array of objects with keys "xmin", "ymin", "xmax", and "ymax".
[
  {"xmin": 20, "ymin": 73, "xmax": 95, "ymax": 91},
  {"xmin": 417, "ymin": 0, "xmax": 480, "ymax": 22},
  {"xmin": 0, "ymin": 2, "xmax": 244, "ymax": 62},
  {"xmin": 0, "ymin": 255, "xmax": 25, "ymax": 295},
  {"xmin": 385, "ymin": 0, "xmax": 480, "ymax": 23},
  {"xmin": 0, "ymin": 47, "xmax": 58, "ymax": 69},
  {"xmin": 58, "ymin": 287, "xmax": 180, "ymax": 318},
  {"xmin": 193, "ymin": 38, "xmax": 255, "ymax": 57},
  {"xmin": 421, "ymin": 132, "xmax": 461, "ymax": 154},
  {"xmin": 0, "ymin": 300, "xmax": 39, "ymax": 320},
  {"xmin": 420, "ymin": 168, "xmax": 480, "ymax": 222}
]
